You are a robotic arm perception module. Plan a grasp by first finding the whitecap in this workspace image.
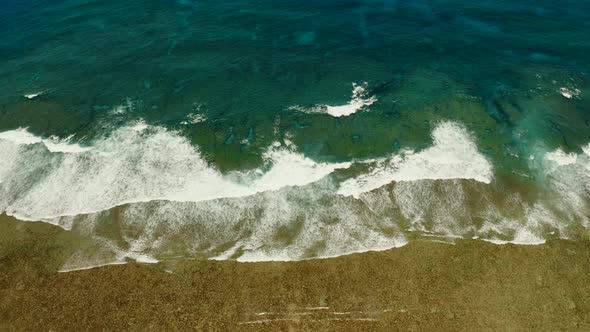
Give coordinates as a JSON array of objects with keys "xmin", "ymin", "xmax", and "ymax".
[
  {"xmin": 545, "ymin": 148, "xmax": 577, "ymax": 166},
  {"xmin": 24, "ymin": 91, "xmax": 44, "ymax": 99},
  {"xmin": 130, "ymin": 119, "xmax": 149, "ymax": 132},
  {"xmin": 290, "ymin": 82, "xmax": 377, "ymax": 117},
  {"xmin": 338, "ymin": 121, "xmax": 493, "ymax": 198},
  {"xmin": 0, "ymin": 124, "xmax": 350, "ymax": 220},
  {"xmin": 559, "ymin": 87, "xmax": 581, "ymax": 99},
  {"xmin": 0, "ymin": 128, "xmax": 92, "ymax": 153}
]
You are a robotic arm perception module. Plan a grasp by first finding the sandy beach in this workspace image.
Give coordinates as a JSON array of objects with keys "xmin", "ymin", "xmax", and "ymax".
[{"xmin": 1, "ymin": 215, "xmax": 589, "ymax": 331}]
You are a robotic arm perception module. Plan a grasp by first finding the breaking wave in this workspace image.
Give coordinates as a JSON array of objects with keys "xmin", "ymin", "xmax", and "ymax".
[{"xmin": 1, "ymin": 121, "xmax": 589, "ymax": 270}]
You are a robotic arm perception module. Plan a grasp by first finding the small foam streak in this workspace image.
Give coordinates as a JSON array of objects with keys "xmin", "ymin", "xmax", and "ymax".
[
  {"xmin": 559, "ymin": 87, "xmax": 581, "ymax": 99},
  {"xmin": 325, "ymin": 83, "xmax": 377, "ymax": 117},
  {"xmin": 24, "ymin": 91, "xmax": 43, "ymax": 99},
  {"xmin": 290, "ymin": 82, "xmax": 377, "ymax": 117},
  {"xmin": 58, "ymin": 261, "xmax": 127, "ymax": 273},
  {"xmin": 236, "ymin": 234, "xmax": 407, "ymax": 263}
]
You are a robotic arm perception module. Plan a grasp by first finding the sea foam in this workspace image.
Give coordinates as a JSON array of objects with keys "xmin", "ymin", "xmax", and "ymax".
[
  {"xmin": 24, "ymin": 91, "xmax": 44, "ymax": 99},
  {"xmin": 3, "ymin": 123, "xmax": 588, "ymax": 269},
  {"xmin": 0, "ymin": 121, "xmax": 491, "ymax": 220},
  {"xmin": 0, "ymin": 124, "xmax": 350, "ymax": 220},
  {"xmin": 545, "ymin": 148, "xmax": 577, "ymax": 166},
  {"xmin": 290, "ymin": 82, "xmax": 377, "ymax": 117},
  {"xmin": 0, "ymin": 128, "xmax": 92, "ymax": 153},
  {"xmin": 338, "ymin": 121, "xmax": 493, "ymax": 197}
]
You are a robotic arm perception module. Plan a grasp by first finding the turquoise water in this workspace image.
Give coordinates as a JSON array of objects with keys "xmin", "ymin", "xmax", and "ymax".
[{"xmin": 0, "ymin": 0, "xmax": 589, "ymax": 268}]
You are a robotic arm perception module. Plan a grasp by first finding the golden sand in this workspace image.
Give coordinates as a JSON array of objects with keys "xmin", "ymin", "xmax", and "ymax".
[{"xmin": 1, "ymin": 215, "xmax": 589, "ymax": 331}]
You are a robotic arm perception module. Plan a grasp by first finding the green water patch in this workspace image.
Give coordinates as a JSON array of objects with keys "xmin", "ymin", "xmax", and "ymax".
[
  {"xmin": 0, "ymin": 100, "xmax": 95, "ymax": 139},
  {"xmin": 1, "ymin": 65, "xmax": 587, "ymax": 185}
]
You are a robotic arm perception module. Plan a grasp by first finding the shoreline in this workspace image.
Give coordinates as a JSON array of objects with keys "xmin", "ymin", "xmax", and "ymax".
[
  {"xmin": 0, "ymin": 211, "xmax": 559, "ymax": 270},
  {"xmin": 1, "ymin": 216, "xmax": 589, "ymax": 330}
]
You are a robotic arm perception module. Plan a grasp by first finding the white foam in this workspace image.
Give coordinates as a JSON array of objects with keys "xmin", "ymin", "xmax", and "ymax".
[
  {"xmin": 180, "ymin": 113, "xmax": 207, "ymax": 125},
  {"xmin": 24, "ymin": 91, "xmax": 43, "ymax": 99},
  {"xmin": 338, "ymin": 121, "xmax": 492, "ymax": 197},
  {"xmin": 545, "ymin": 148, "xmax": 577, "ymax": 166},
  {"xmin": 126, "ymin": 253, "xmax": 159, "ymax": 264},
  {"xmin": 57, "ymin": 253, "xmax": 158, "ymax": 273},
  {"xmin": 513, "ymin": 227, "xmax": 546, "ymax": 245},
  {"xmin": 236, "ymin": 233, "xmax": 407, "ymax": 263},
  {"xmin": 236, "ymin": 251, "xmax": 296, "ymax": 263},
  {"xmin": 484, "ymin": 228, "xmax": 546, "ymax": 245},
  {"xmin": 130, "ymin": 119, "xmax": 148, "ymax": 132},
  {"xmin": 0, "ymin": 128, "xmax": 92, "ymax": 153},
  {"xmin": 111, "ymin": 99, "xmax": 134, "ymax": 114},
  {"xmin": 325, "ymin": 83, "xmax": 377, "ymax": 117},
  {"xmin": 58, "ymin": 261, "xmax": 127, "ymax": 273},
  {"xmin": 0, "ymin": 128, "xmax": 42, "ymax": 145},
  {"xmin": 5, "ymin": 120, "xmax": 588, "ymax": 267},
  {"xmin": 45, "ymin": 137, "xmax": 93, "ymax": 153},
  {"xmin": 209, "ymin": 242, "xmax": 243, "ymax": 261},
  {"xmin": 250, "ymin": 148, "xmax": 351, "ymax": 194},
  {"xmin": 290, "ymin": 82, "xmax": 377, "ymax": 117},
  {"xmin": 539, "ymin": 143, "xmax": 590, "ymax": 228},
  {"xmin": 559, "ymin": 87, "xmax": 581, "ymax": 99},
  {"xmin": 0, "ymin": 124, "xmax": 350, "ymax": 220}
]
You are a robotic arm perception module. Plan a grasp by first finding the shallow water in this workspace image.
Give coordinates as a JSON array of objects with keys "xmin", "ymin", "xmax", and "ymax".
[{"xmin": 0, "ymin": 0, "xmax": 589, "ymax": 269}]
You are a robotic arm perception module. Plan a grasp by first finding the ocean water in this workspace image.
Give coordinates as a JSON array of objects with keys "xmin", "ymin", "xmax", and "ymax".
[{"xmin": 1, "ymin": 0, "xmax": 589, "ymax": 269}]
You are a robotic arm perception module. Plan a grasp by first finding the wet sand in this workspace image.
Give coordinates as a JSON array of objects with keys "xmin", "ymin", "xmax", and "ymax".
[{"xmin": 1, "ymin": 215, "xmax": 589, "ymax": 331}]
